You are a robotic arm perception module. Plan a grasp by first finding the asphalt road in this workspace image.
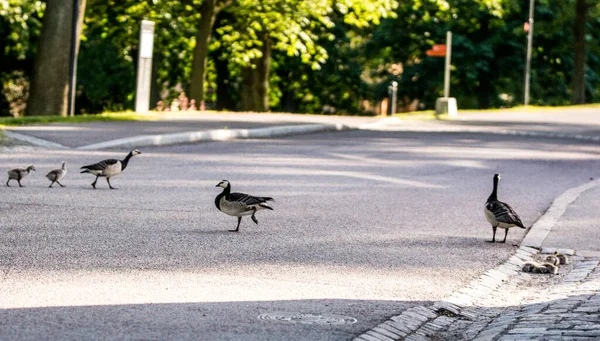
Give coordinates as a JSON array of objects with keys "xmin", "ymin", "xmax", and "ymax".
[{"xmin": 1, "ymin": 129, "xmax": 599, "ymax": 340}]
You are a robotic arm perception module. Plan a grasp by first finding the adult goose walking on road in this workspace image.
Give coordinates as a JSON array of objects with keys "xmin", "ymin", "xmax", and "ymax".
[
  {"xmin": 6, "ymin": 165, "xmax": 35, "ymax": 187},
  {"xmin": 80, "ymin": 149, "xmax": 142, "ymax": 189},
  {"xmin": 484, "ymin": 174, "xmax": 527, "ymax": 243},
  {"xmin": 215, "ymin": 180, "xmax": 274, "ymax": 232},
  {"xmin": 46, "ymin": 161, "xmax": 67, "ymax": 188}
]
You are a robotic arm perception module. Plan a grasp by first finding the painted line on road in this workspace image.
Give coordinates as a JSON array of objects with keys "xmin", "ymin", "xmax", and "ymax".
[
  {"xmin": 1, "ymin": 130, "xmax": 70, "ymax": 149},
  {"xmin": 352, "ymin": 178, "xmax": 600, "ymax": 341},
  {"xmin": 76, "ymin": 123, "xmax": 352, "ymax": 150}
]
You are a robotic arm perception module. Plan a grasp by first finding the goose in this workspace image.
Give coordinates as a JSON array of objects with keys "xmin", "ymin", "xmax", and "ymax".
[
  {"xmin": 215, "ymin": 180, "xmax": 273, "ymax": 232},
  {"xmin": 46, "ymin": 161, "xmax": 67, "ymax": 188},
  {"xmin": 484, "ymin": 174, "xmax": 526, "ymax": 243},
  {"xmin": 6, "ymin": 165, "xmax": 36, "ymax": 187},
  {"xmin": 80, "ymin": 149, "xmax": 142, "ymax": 189}
]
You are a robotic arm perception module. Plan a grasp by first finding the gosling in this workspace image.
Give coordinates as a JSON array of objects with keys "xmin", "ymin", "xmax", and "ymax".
[
  {"xmin": 46, "ymin": 161, "xmax": 67, "ymax": 188},
  {"xmin": 522, "ymin": 261, "xmax": 558, "ymax": 275},
  {"xmin": 215, "ymin": 180, "xmax": 274, "ymax": 232},
  {"xmin": 6, "ymin": 165, "xmax": 36, "ymax": 187},
  {"xmin": 553, "ymin": 252, "xmax": 569, "ymax": 265}
]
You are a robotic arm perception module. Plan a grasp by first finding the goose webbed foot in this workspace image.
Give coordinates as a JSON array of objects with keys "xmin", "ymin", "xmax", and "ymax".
[
  {"xmin": 229, "ymin": 217, "xmax": 242, "ymax": 232},
  {"xmin": 18, "ymin": 180, "xmax": 23, "ymax": 187},
  {"xmin": 57, "ymin": 181, "xmax": 65, "ymax": 187},
  {"xmin": 49, "ymin": 181, "xmax": 55, "ymax": 188},
  {"xmin": 91, "ymin": 176, "xmax": 98, "ymax": 189},
  {"xmin": 6, "ymin": 180, "xmax": 10, "ymax": 187}
]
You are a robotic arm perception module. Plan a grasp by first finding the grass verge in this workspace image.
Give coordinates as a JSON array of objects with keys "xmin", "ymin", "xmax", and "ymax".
[{"xmin": 0, "ymin": 112, "xmax": 160, "ymax": 128}]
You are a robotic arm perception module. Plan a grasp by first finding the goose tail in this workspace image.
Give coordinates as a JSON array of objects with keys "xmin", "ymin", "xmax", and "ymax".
[
  {"xmin": 259, "ymin": 203, "xmax": 274, "ymax": 210},
  {"xmin": 80, "ymin": 169, "xmax": 91, "ymax": 174}
]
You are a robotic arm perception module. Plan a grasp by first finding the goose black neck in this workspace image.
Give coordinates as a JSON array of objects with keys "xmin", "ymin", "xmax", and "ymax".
[
  {"xmin": 215, "ymin": 183, "xmax": 231, "ymax": 210},
  {"xmin": 488, "ymin": 177, "xmax": 499, "ymax": 202},
  {"xmin": 121, "ymin": 152, "xmax": 133, "ymax": 171}
]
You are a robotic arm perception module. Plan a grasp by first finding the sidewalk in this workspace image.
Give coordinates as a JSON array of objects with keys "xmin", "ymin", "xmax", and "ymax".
[
  {"xmin": 3, "ymin": 108, "xmax": 600, "ymax": 150},
  {"xmin": 354, "ymin": 180, "xmax": 600, "ymax": 341}
]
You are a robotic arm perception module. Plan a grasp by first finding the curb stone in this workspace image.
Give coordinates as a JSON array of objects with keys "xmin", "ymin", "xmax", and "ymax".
[
  {"xmin": 352, "ymin": 179, "xmax": 600, "ymax": 341},
  {"xmin": 76, "ymin": 123, "xmax": 352, "ymax": 150},
  {"xmin": 3, "ymin": 117, "xmax": 599, "ymax": 151}
]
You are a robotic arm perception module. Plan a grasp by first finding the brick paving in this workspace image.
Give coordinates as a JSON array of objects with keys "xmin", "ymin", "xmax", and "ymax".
[{"xmin": 427, "ymin": 253, "xmax": 600, "ymax": 341}]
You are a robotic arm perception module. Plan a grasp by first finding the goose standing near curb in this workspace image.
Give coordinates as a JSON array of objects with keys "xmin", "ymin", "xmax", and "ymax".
[
  {"xmin": 215, "ymin": 180, "xmax": 274, "ymax": 232},
  {"xmin": 6, "ymin": 165, "xmax": 36, "ymax": 187},
  {"xmin": 484, "ymin": 174, "xmax": 526, "ymax": 243},
  {"xmin": 46, "ymin": 161, "xmax": 67, "ymax": 188},
  {"xmin": 80, "ymin": 149, "xmax": 142, "ymax": 189}
]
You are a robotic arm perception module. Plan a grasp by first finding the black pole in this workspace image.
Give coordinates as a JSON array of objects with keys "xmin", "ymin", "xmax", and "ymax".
[{"xmin": 67, "ymin": 0, "xmax": 79, "ymax": 117}]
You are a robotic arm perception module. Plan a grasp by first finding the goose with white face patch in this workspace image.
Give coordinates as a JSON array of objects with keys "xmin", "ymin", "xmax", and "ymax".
[
  {"xmin": 215, "ymin": 180, "xmax": 273, "ymax": 232},
  {"xmin": 80, "ymin": 149, "xmax": 142, "ymax": 189},
  {"xmin": 484, "ymin": 174, "xmax": 527, "ymax": 243},
  {"xmin": 46, "ymin": 161, "xmax": 67, "ymax": 188},
  {"xmin": 6, "ymin": 165, "xmax": 35, "ymax": 187}
]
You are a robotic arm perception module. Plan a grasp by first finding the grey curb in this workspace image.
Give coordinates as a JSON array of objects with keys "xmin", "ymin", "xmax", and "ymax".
[
  {"xmin": 353, "ymin": 179, "xmax": 600, "ymax": 341},
  {"xmin": 1, "ymin": 130, "xmax": 69, "ymax": 149},
  {"xmin": 3, "ymin": 117, "xmax": 599, "ymax": 151},
  {"xmin": 76, "ymin": 123, "xmax": 351, "ymax": 150}
]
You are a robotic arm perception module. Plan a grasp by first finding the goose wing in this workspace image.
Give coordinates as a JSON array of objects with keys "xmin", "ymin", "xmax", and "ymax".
[
  {"xmin": 46, "ymin": 169, "xmax": 60, "ymax": 180},
  {"xmin": 227, "ymin": 192, "xmax": 272, "ymax": 205},
  {"xmin": 81, "ymin": 159, "xmax": 119, "ymax": 171},
  {"xmin": 486, "ymin": 200, "xmax": 525, "ymax": 228}
]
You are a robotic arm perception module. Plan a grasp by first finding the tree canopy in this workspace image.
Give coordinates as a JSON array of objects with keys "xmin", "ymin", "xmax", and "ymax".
[{"xmin": 1, "ymin": 0, "xmax": 598, "ymax": 116}]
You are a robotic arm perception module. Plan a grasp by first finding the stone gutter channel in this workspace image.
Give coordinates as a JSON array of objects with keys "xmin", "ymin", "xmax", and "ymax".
[{"xmin": 352, "ymin": 179, "xmax": 600, "ymax": 341}]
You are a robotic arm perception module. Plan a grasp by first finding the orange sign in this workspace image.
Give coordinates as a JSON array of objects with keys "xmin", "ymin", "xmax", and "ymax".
[{"xmin": 426, "ymin": 44, "xmax": 446, "ymax": 57}]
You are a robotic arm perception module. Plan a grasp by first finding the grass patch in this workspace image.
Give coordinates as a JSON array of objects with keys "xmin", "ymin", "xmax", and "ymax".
[
  {"xmin": 0, "ymin": 112, "xmax": 158, "ymax": 127},
  {"xmin": 393, "ymin": 103, "xmax": 600, "ymax": 120}
]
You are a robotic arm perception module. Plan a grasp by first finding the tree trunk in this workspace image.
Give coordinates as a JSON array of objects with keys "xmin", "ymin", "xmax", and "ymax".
[
  {"xmin": 572, "ymin": 0, "xmax": 587, "ymax": 104},
  {"xmin": 189, "ymin": 0, "xmax": 218, "ymax": 110},
  {"xmin": 28, "ymin": 0, "xmax": 86, "ymax": 116},
  {"xmin": 255, "ymin": 35, "xmax": 272, "ymax": 112},
  {"xmin": 239, "ymin": 35, "xmax": 272, "ymax": 112},
  {"xmin": 214, "ymin": 54, "xmax": 234, "ymax": 110},
  {"xmin": 240, "ymin": 67, "xmax": 259, "ymax": 111},
  {"xmin": 477, "ymin": 14, "xmax": 492, "ymax": 109}
]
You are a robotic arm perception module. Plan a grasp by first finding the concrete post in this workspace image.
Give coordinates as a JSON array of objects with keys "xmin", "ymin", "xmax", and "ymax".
[
  {"xmin": 135, "ymin": 20, "xmax": 155, "ymax": 113},
  {"xmin": 388, "ymin": 81, "xmax": 398, "ymax": 115}
]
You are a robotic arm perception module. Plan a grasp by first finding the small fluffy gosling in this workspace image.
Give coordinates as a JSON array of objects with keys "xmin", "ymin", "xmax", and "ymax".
[
  {"xmin": 554, "ymin": 252, "xmax": 569, "ymax": 265},
  {"xmin": 46, "ymin": 161, "xmax": 67, "ymax": 188},
  {"xmin": 522, "ymin": 261, "xmax": 558, "ymax": 275},
  {"xmin": 544, "ymin": 255, "xmax": 560, "ymax": 266},
  {"xmin": 6, "ymin": 165, "xmax": 36, "ymax": 187}
]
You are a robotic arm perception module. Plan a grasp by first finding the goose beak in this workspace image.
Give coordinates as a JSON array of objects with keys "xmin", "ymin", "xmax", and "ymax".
[{"xmin": 215, "ymin": 184, "xmax": 220, "ymax": 187}]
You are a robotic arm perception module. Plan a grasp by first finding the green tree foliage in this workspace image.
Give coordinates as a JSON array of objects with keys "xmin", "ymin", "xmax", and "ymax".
[
  {"xmin": 214, "ymin": 0, "xmax": 397, "ymax": 112},
  {"xmin": 78, "ymin": 0, "xmax": 200, "ymax": 113},
  {"xmin": 8, "ymin": 0, "xmax": 599, "ymax": 115},
  {"xmin": 0, "ymin": 0, "xmax": 44, "ymax": 116}
]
